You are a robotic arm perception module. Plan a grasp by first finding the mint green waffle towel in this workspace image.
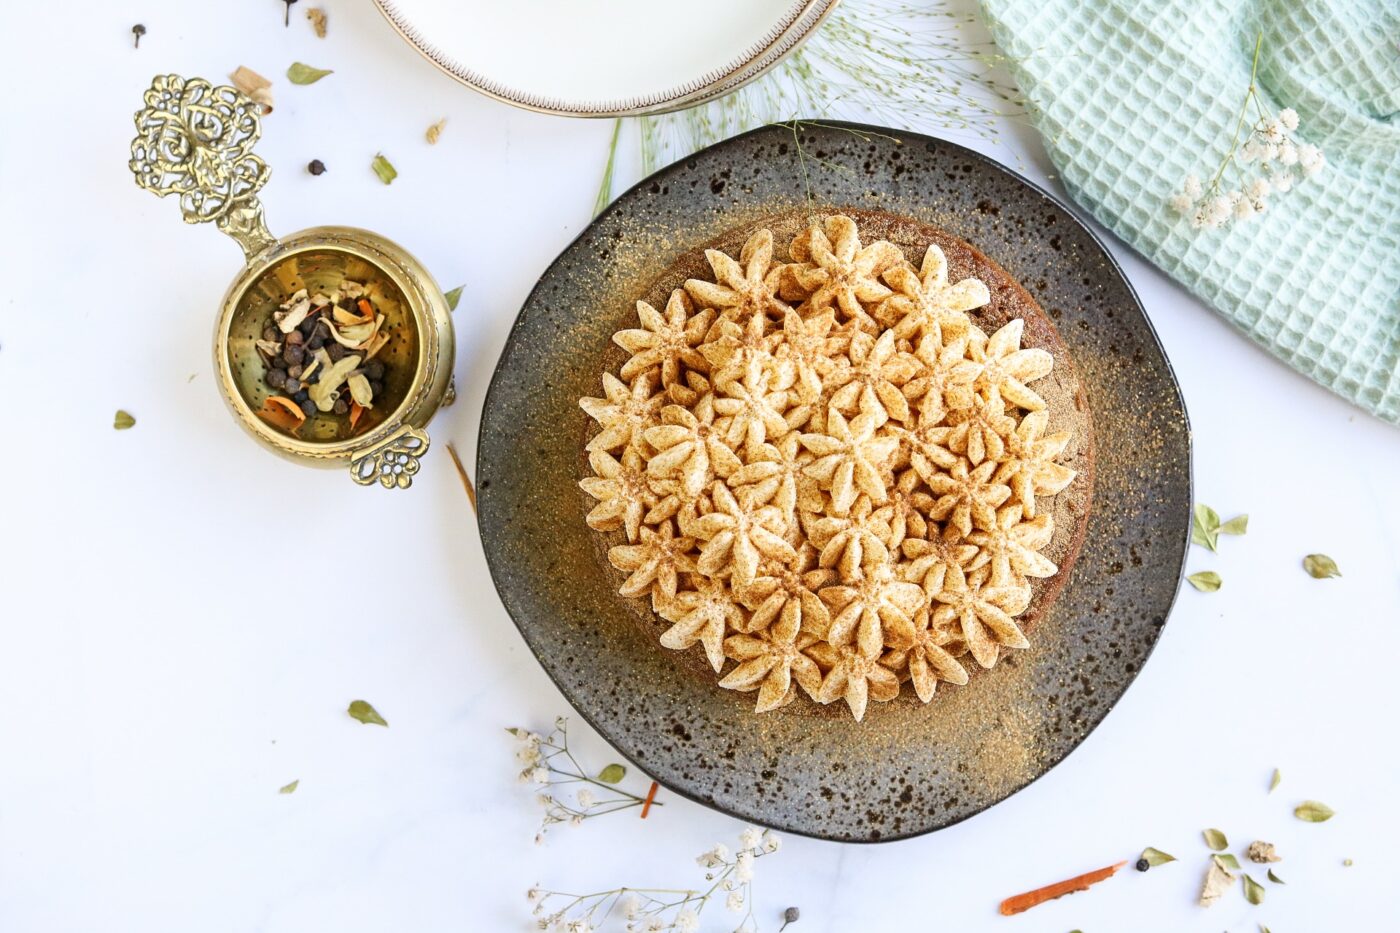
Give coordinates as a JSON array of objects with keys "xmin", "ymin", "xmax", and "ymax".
[{"xmin": 978, "ymin": 0, "xmax": 1400, "ymax": 423}]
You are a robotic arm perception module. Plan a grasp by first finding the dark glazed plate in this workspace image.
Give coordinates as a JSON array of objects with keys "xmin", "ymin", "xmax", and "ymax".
[{"xmin": 477, "ymin": 122, "xmax": 1191, "ymax": 842}]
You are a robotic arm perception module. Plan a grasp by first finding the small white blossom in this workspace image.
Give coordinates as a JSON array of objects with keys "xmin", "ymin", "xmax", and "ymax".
[
  {"xmin": 576, "ymin": 787, "xmax": 596, "ymax": 809},
  {"xmin": 1278, "ymin": 141, "xmax": 1298, "ymax": 166},
  {"xmin": 1269, "ymin": 170, "xmax": 1294, "ymax": 193},
  {"xmin": 1261, "ymin": 118, "xmax": 1284, "ymax": 143},
  {"xmin": 697, "ymin": 843, "xmax": 730, "ymax": 868},
  {"xmin": 762, "ymin": 832, "xmax": 782, "ymax": 853},
  {"xmin": 1279, "ymin": 107, "xmax": 1299, "ymax": 131},
  {"xmin": 1182, "ymin": 174, "xmax": 1203, "ymax": 198},
  {"xmin": 534, "ymin": 832, "xmax": 545, "ymax": 845},
  {"xmin": 734, "ymin": 851, "xmax": 755, "ymax": 883},
  {"xmin": 570, "ymin": 814, "xmax": 584, "ymax": 827},
  {"xmin": 1234, "ymin": 198, "xmax": 1256, "ymax": 220},
  {"xmin": 1168, "ymin": 193, "xmax": 1193, "ymax": 214},
  {"xmin": 565, "ymin": 920, "xmax": 592, "ymax": 933},
  {"xmin": 527, "ymin": 887, "xmax": 544, "ymax": 904},
  {"xmin": 1247, "ymin": 177, "xmax": 1271, "ymax": 199},
  {"xmin": 675, "ymin": 909, "xmax": 700, "ymax": 933},
  {"xmin": 643, "ymin": 918, "xmax": 666, "ymax": 933},
  {"xmin": 1240, "ymin": 139, "xmax": 1263, "ymax": 162},
  {"xmin": 619, "ymin": 894, "xmax": 641, "ymax": 919},
  {"xmin": 1262, "ymin": 142, "xmax": 1280, "ymax": 162},
  {"xmin": 726, "ymin": 890, "xmax": 745, "ymax": 911},
  {"xmin": 532, "ymin": 767, "xmax": 550, "ymax": 785},
  {"xmin": 739, "ymin": 827, "xmax": 762, "ymax": 850},
  {"xmin": 1298, "ymin": 144, "xmax": 1324, "ymax": 175}
]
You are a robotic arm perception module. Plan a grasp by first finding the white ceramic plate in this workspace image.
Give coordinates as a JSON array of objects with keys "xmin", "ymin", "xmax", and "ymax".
[{"xmin": 374, "ymin": 0, "xmax": 836, "ymax": 116}]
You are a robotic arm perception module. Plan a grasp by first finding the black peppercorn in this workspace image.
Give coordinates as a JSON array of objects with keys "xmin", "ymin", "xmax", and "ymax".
[
  {"xmin": 308, "ymin": 159, "xmax": 326, "ymax": 176},
  {"xmin": 298, "ymin": 316, "xmax": 318, "ymax": 336},
  {"xmin": 293, "ymin": 389, "xmax": 310, "ymax": 403},
  {"xmin": 263, "ymin": 325, "xmax": 279, "ymax": 342},
  {"xmin": 282, "ymin": 345, "xmax": 305, "ymax": 366},
  {"xmin": 285, "ymin": 329, "xmax": 304, "ymax": 346},
  {"xmin": 333, "ymin": 398, "xmax": 350, "ymax": 415},
  {"xmin": 287, "ymin": 364, "xmax": 304, "ymax": 380},
  {"xmin": 266, "ymin": 368, "xmax": 287, "ymax": 390},
  {"xmin": 299, "ymin": 398, "xmax": 317, "ymax": 418},
  {"xmin": 368, "ymin": 380, "xmax": 383, "ymax": 398},
  {"xmin": 132, "ymin": 24, "xmax": 146, "ymax": 48},
  {"xmin": 779, "ymin": 906, "xmax": 800, "ymax": 930},
  {"xmin": 1135, "ymin": 858, "xmax": 1150, "ymax": 872},
  {"xmin": 364, "ymin": 360, "xmax": 384, "ymax": 380},
  {"xmin": 327, "ymin": 343, "xmax": 345, "ymax": 362},
  {"xmin": 306, "ymin": 332, "xmax": 325, "ymax": 350},
  {"xmin": 283, "ymin": 377, "xmax": 301, "ymax": 394}
]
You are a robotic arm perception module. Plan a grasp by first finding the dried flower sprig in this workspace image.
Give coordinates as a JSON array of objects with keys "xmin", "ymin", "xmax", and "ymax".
[
  {"xmin": 527, "ymin": 827, "xmax": 783, "ymax": 932},
  {"xmin": 595, "ymin": 0, "xmax": 1022, "ymax": 214},
  {"xmin": 510, "ymin": 718, "xmax": 662, "ymax": 843},
  {"xmin": 1169, "ymin": 32, "xmax": 1324, "ymax": 229}
]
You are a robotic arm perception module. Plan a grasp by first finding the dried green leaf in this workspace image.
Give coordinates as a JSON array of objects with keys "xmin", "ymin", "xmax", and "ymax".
[
  {"xmin": 1203, "ymin": 828, "xmax": 1229, "ymax": 850},
  {"xmin": 506, "ymin": 727, "xmax": 530, "ymax": 739},
  {"xmin": 1260, "ymin": 927, "xmax": 1271, "ymax": 933},
  {"xmin": 1188, "ymin": 571, "xmax": 1222, "ymax": 592},
  {"xmin": 113, "ymin": 410, "xmax": 136, "ymax": 430},
  {"xmin": 1294, "ymin": 800, "xmax": 1335, "ymax": 822},
  {"xmin": 426, "ymin": 118, "xmax": 447, "ymax": 144},
  {"xmin": 443, "ymin": 286, "xmax": 464, "ymax": 311},
  {"xmin": 347, "ymin": 699, "xmax": 387, "ymax": 726},
  {"xmin": 1220, "ymin": 514, "xmax": 1249, "ymax": 535},
  {"xmin": 1267, "ymin": 869, "xmax": 1284, "ymax": 884},
  {"xmin": 1343, "ymin": 858, "xmax": 1354, "ymax": 867},
  {"xmin": 597, "ymin": 763, "xmax": 626, "ymax": 784},
  {"xmin": 287, "ymin": 62, "xmax": 333, "ymax": 84},
  {"xmin": 1269, "ymin": 768, "xmax": 1281, "ymax": 793},
  {"xmin": 1191, "ymin": 503, "xmax": 1221, "ymax": 551},
  {"xmin": 1243, "ymin": 873, "xmax": 1265, "ymax": 905},
  {"xmin": 1302, "ymin": 554, "xmax": 1341, "ymax": 579},
  {"xmin": 1214, "ymin": 853, "xmax": 1241, "ymax": 870},
  {"xmin": 279, "ymin": 779, "xmax": 299, "ymax": 794},
  {"xmin": 1141, "ymin": 847, "xmax": 1176, "ymax": 866}
]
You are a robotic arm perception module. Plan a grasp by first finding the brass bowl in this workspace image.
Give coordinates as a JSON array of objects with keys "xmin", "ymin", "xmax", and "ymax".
[{"xmin": 129, "ymin": 75, "xmax": 455, "ymax": 488}]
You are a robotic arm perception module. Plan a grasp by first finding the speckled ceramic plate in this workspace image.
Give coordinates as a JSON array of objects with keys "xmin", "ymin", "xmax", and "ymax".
[{"xmin": 477, "ymin": 122, "xmax": 1191, "ymax": 842}]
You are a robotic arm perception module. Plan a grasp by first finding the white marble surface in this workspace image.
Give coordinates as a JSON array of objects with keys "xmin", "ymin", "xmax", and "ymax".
[{"xmin": 2, "ymin": 2, "xmax": 1398, "ymax": 931}]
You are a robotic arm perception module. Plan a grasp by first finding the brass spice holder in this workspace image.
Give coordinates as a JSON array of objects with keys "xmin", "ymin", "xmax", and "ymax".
[{"xmin": 128, "ymin": 74, "xmax": 455, "ymax": 489}]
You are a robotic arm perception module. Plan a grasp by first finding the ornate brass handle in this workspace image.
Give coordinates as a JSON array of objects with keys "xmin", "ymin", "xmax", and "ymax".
[
  {"xmin": 129, "ymin": 74, "xmax": 277, "ymax": 259},
  {"xmin": 349, "ymin": 425, "xmax": 431, "ymax": 489}
]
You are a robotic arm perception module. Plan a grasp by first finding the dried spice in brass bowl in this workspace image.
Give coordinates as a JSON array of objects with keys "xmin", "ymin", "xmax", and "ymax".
[{"xmin": 254, "ymin": 281, "xmax": 393, "ymax": 437}]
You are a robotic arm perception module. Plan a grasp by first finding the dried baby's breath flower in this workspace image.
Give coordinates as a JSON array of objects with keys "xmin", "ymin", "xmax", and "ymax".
[
  {"xmin": 305, "ymin": 7, "xmax": 327, "ymax": 37},
  {"xmin": 529, "ymin": 826, "xmax": 783, "ymax": 929},
  {"xmin": 508, "ymin": 718, "xmax": 660, "ymax": 843},
  {"xmin": 1170, "ymin": 32, "xmax": 1323, "ymax": 229},
  {"xmin": 578, "ymin": 215, "xmax": 1075, "ymax": 721}
]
